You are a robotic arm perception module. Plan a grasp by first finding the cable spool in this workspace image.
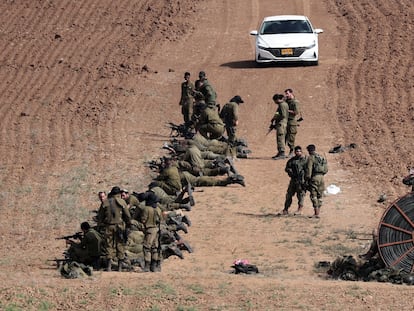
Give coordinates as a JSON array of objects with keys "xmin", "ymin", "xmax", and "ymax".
[{"xmin": 378, "ymin": 192, "xmax": 414, "ymax": 273}]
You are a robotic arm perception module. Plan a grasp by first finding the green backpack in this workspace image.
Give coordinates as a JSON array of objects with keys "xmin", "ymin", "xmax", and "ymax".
[{"xmin": 313, "ymin": 154, "xmax": 328, "ymax": 175}]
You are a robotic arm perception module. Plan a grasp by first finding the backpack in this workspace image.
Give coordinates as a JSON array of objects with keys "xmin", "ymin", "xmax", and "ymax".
[{"xmin": 313, "ymin": 154, "xmax": 328, "ymax": 175}]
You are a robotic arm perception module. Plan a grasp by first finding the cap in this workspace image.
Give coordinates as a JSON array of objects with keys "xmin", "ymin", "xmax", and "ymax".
[
  {"xmin": 230, "ymin": 95, "xmax": 244, "ymax": 104},
  {"xmin": 198, "ymin": 71, "xmax": 206, "ymax": 78},
  {"xmin": 109, "ymin": 186, "xmax": 122, "ymax": 195},
  {"xmin": 145, "ymin": 191, "xmax": 160, "ymax": 207},
  {"xmin": 121, "ymin": 189, "xmax": 129, "ymax": 194},
  {"xmin": 306, "ymin": 144, "xmax": 316, "ymax": 152}
]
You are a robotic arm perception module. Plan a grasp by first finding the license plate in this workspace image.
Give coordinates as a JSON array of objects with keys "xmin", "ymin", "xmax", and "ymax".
[{"xmin": 281, "ymin": 48, "xmax": 293, "ymax": 56}]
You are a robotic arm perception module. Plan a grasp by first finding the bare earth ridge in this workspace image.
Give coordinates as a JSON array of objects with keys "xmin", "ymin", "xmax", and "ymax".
[{"xmin": 0, "ymin": 0, "xmax": 413, "ymax": 310}]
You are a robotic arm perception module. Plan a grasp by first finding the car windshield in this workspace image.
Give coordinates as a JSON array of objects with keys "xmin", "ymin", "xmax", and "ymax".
[{"xmin": 260, "ymin": 20, "xmax": 312, "ymax": 34}]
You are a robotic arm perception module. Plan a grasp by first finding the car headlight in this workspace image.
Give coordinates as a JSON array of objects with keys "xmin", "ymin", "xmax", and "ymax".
[
  {"xmin": 305, "ymin": 41, "xmax": 316, "ymax": 49},
  {"xmin": 257, "ymin": 44, "xmax": 268, "ymax": 50}
]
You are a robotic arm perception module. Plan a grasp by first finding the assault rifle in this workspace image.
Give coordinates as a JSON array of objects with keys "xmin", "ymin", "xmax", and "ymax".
[
  {"xmin": 166, "ymin": 122, "xmax": 194, "ymax": 139},
  {"xmin": 47, "ymin": 258, "xmax": 71, "ymax": 268},
  {"xmin": 266, "ymin": 123, "xmax": 276, "ymax": 136},
  {"xmin": 55, "ymin": 232, "xmax": 83, "ymax": 241},
  {"xmin": 144, "ymin": 158, "xmax": 164, "ymax": 171}
]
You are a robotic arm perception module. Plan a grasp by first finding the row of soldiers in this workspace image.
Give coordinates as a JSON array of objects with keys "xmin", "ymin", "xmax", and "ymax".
[{"xmin": 58, "ymin": 82, "xmax": 249, "ymax": 273}]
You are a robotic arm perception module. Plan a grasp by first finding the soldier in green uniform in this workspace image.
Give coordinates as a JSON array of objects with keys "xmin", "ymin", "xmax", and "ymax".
[
  {"xmin": 66, "ymin": 221, "xmax": 103, "ymax": 269},
  {"xmin": 270, "ymin": 94, "xmax": 289, "ymax": 159},
  {"xmin": 219, "ymin": 95, "xmax": 244, "ymax": 144},
  {"xmin": 179, "ymin": 72, "xmax": 194, "ymax": 127},
  {"xmin": 197, "ymin": 102, "xmax": 225, "ymax": 139},
  {"xmin": 96, "ymin": 186, "xmax": 132, "ymax": 271},
  {"xmin": 285, "ymin": 88, "xmax": 301, "ymax": 157},
  {"xmin": 178, "ymin": 141, "xmax": 229, "ymax": 176},
  {"xmin": 305, "ymin": 144, "xmax": 327, "ymax": 218},
  {"xmin": 196, "ymin": 71, "xmax": 217, "ymax": 107},
  {"xmin": 281, "ymin": 146, "xmax": 308, "ymax": 215},
  {"xmin": 140, "ymin": 191, "xmax": 163, "ymax": 272},
  {"xmin": 180, "ymin": 170, "xmax": 245, "ymax": 187},
  {"xmin": 151, "ymin": 157, "xmax": 182, "ymax": 196},
  {"xmin": 121, "ymin": 189, "xmax": 141, "ymax": 216}
]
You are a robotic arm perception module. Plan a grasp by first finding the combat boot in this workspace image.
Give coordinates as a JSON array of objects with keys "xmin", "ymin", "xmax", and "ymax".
[
  {"xmin": 272, "ymin": 152, "xmax": 287, "ymax": 160},
  {"xmin": 106, "ymin": 259, "xmax": 113, "ymax": 272},
  {"xmin": 181, "ymin": 215, "xmax": 192, "ymax": 226},
  {"xmin": 294, "ymin": 205, "xmax": 303, "ymax": 216},
  {"xmin": 150, "ymin": 260, "xmax": 156, "ymax": 272},
  {"xmin": 142, "ymin": 261, "xmax": 151, "ymax": 272},
  {"xmin": 176, "ymin": 222, "xmax": 188, "ymax": 234},
  {"xmin": 154, "ymin": 260, "xmax": 161, "ymax": 272},
  {"xmin": 179, "ymin": 203, "xmax": 192, "ymax": 211},
  {"xmin": 178, "ymin": 240, "xmax": 193, "ymax": 253},
  {"xmin": 229, "ymin": 175, "xmax": 245, "ymax": 187}
]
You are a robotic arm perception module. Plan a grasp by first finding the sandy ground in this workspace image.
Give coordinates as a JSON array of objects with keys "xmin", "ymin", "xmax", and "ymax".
[{"xmin": 0, "ymin": 0, "xmax": 413, "ymax": 310}]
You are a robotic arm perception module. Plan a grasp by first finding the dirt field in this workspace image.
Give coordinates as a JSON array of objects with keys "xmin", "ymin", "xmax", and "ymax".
[{"xmin": 0, "ymin": 0, "xmax": 413, "ymax": 310}]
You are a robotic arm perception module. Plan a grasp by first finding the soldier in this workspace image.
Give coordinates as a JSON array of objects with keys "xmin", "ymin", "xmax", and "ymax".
[
  {"xmin": 196, "ymin": 71, "xmax": 217, "ymax": 107},
  {"xmin": 66, "ymin": 221, "xmax": 103, "ymax": 269},
  {"xmin": 220, "ymin": 95, "xmax": 244, "ymax": 144},
  {"xmin": 197, "ymin": 101, "xmax": 225, "ymax": 140},
  {"xmin": 284, "ymin": 88, "xmax": 301, "ymax": 157},
  {"xmin": 150, "ymin": 157, "xmax": 182, "ymax": 196},
  {"xmin": 402, "ymin": 168, "xmax": 414, "ymax": 192},
  {"xmin": 96, "ymin": 186, "xmax": 132, "ymax": 271},
  {"xmin": 178, "ymin": 140, "xmax": 229, "ymax": 177},
  {"xmin": 179, "ymin": 72, "xmax": 195, "ymax": 127},
  {"xmin": 140, "ymin": 191, "xmax": 163, "ymax": 272},
  {"xmin": 280, "ymin": 146, "xmax": 308, "ymax": 215},
  {"xmin": 180, "ymin": 170, "xmax": 245, "ymax": 187},
  {"xmin": 305, "ymin": 144, "xmax": 328, "ymax": 218},
  {"xmin": 270, "ymin": 94, "xmax": 289, "ymax": 159},
  {"xmin": 121, "ymin": 189, "xmax": 140, "ymax": 216}
]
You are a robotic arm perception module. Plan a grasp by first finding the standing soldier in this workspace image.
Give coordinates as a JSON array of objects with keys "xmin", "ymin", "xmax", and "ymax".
[
  {"xmin": 219, "ymin": 95, "xmax": 244, "ymax": 144},
  {"xmin": 197, "ymin": 71, "xmax": 218, "ymax": 108},
  {"xmin": 280, "ymin": 146, "xmax": 308, "ymax": 215},
  {"xmin": 140, "ymin": 191, "xmax": 163, "ymax": 272},
  {"xmin": 305, "ymin": 144, "xmax": 328, "ymax": 218},
  {"xmin": 284, "ymin": 88, "xmax": 301, "ymax": 157},
  {"xmin": 179, "ymin": 72, "xmax": 194, "ymax": 127},
  {"xmin": 96, "ymin": 186, "xmax": 132, "ymax": 271},
  {"xmin": 270, "ymin": 94, "xmax": 289, "ymax": 159}
]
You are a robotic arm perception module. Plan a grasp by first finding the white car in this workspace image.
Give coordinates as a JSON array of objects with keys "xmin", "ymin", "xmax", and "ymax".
[{"xmin": 250, "ymin": 15, "xmax": 323, "ymax": 65}]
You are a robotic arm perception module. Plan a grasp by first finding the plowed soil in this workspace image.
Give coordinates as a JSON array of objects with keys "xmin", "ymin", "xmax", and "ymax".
[{"xmin": 0, "ymin": 0, "xmax": 413, "ymax": 310}]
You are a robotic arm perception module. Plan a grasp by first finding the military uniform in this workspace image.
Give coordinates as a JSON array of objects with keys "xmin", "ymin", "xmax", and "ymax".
[
  {"xmin": 180, "ymin": 171, "xmax": 244, "ymax": 187},
  {"xmin": 220, "ymin": 101, "xmax": 239, "ymax": 143},
  {"xmin": 96, "ymin": 190, "xmax": 131, "ymax": 269},
  {"xmin": 140, "ymin": 195, "xmax": 163, "ymax": 272},
  {"xmin": 68, "ymin": 228, "xmax": 103, "ymax": 267},
  {"xmin": 272, "ymin": 100, "xmax": 289, "ymax": 156},
  {"xmin": 306, "ymin": 153, "xmax": 325, "ymax": 217},
  {"xmin": 197, "ymin": 104, "xmax": 225, "ymax": 139},
  {"xmin": 286, "ymin": 97, "xmax": 300, "ymax": 155},
  {"xmin": 198, "ymin": 79, "xmax": 217, "ymax": 105},
  {"xmin": 179, "ymin": 78, "xmax": 194, "ymax": 125},
  {"xmin": 283, "ymin": 152, "xmax": 308, "ymax": 214},
  {"xmin": 153, "ymin": 165, "xmax": 182, "ymax": 195}
]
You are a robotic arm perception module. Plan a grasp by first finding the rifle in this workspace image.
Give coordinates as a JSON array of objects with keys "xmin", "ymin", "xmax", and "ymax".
[
  {"xmin": 47, "ymin": 258, "xmax": 71, "ymax": 268},
  {"xmin": 266, "ymin": 123, "xmax": 276, "ymax": 136},
  {"xmin": 225, "ymin": 156, "xmax": 239, "ymax": 175},
  {"xmin": 55, "ymin": 232, "xmax": 83, "ymax": 241},
  {"xmin": 166, "ymin": 122, "xmax": 194, "ymax": 138},
  {"xmin": 144, "ymin": 158, "xmax": 164, "ymax": 171}
]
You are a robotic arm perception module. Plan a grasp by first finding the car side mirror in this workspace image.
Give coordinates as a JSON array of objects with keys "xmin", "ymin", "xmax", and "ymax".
[
  {"xmin": 314, "ymin": 29, "xmax": 324, "ymax": 34},
  {"xmin": 250, "ymin": 30, "xmax": 258, "ymax": 36}
]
